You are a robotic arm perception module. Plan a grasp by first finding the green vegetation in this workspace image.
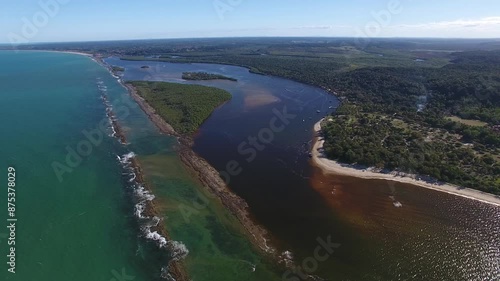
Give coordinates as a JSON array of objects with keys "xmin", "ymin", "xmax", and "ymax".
[
  {"xmin": 129, "ymin": 81, "xmax": 232, "ymax": 134},
  {"xmin": 322, "ymin": 105, "xmax": 500, "ymax": 194},
  {"xmin": 182, "ymin": 72, "xmax": 237, "ymax": 81}
]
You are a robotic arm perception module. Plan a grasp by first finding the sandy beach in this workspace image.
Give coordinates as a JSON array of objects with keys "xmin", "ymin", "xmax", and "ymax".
[{"xmin": 312, "ymin": 119, "xmax": 500, "ymax": 207}]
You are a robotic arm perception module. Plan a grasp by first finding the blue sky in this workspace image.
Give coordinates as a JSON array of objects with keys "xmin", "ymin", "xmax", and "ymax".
[{"xmin": 1, "ymin": 0, "xmax": 499, "ymax": 43}]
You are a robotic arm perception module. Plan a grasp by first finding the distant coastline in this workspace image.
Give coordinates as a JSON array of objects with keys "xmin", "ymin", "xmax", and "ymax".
[
  {"xmin": 312, "ymin": 118, "xmax": 500, "ymax": 207},
  {"xmin": 124, "ymin": 83, "xmax": 275, "ymax": 255}
]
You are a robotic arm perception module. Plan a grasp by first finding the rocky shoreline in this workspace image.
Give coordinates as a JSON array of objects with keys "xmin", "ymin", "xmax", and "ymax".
[
  {"xmin": 128, "ymin": 157, "xmax": 190, "ymax": 281},
  {"xmin": 177, "ymin": 140, "xmax": 273, "ymax": 253},
  {"xmin": 107, "ymin": 105, "xmax": 189, "ymax": 281},
  {"xmin": 54, "ymin": 50, "xmax": 280, "ymax": 279},
  {"xmin": 125, "ymin": 83, "xmax": 275, "ymax": 254}
]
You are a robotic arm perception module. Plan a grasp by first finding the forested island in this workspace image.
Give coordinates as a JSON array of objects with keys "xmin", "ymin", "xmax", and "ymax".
[
  {"xmin": 182, "ymin": 72, "xmax": 237, "ymax": 81},
  {"xmin": 128, "ymin": 81, "xmax": 231, "ymax": 134}
]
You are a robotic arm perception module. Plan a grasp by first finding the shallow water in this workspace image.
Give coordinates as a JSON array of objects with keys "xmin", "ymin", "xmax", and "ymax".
[
  {"xmin": 109, "ymin": 57, "xmax": 500, "ymax": 280},
  {"xmin": 0, "ymin": 51, "xmax": 282, "ymax": 281}
]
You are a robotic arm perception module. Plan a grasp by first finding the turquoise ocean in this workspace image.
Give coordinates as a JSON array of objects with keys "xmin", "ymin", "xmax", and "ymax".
[{"xmin": 0, "ymin": 51, "xmax": 281, "ymax": 281}]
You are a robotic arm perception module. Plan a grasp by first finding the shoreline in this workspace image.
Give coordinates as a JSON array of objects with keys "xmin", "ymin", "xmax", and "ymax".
[
  {"xmin": 119, "ymin": 56, "xmax": 342, "ymax": 95},
  {"xmin": 128, "ymin": 157, "xmax": 189, "ymax": 281},
  {"xmin": 92, "ymin": 53, "xmax": 189, "ymax": 281},
  {"xmin": 54, "ymin": 50, "xmax": 94, "ymax": 57},
  {"xmin": 128, "ymin": 158, "xmax": 190, "ymax": 281},
  {"xmin": 108, "ymin": 103, "xmax": 189, "ymax": 281},
  {"xmin": 44, "ymin": 50, "xmax": 115, "ymax": 73},
  {"xmin": 312, "ymin": 118, "xmax": 500, "ymax": 207},
  {"xmin": 30, "ymin": 49, "xmax": 94, "ymax": 57},
  {"xmin": 125, "ymin": 83, "xmax": 275, "ymax": 254},
  {"xmin": 97, "ymin": 52, "xmax": 275, "ymax": 256},
  {"xmin": 125, "ymin": 84, "xmax": 179, "ymax": 137}
]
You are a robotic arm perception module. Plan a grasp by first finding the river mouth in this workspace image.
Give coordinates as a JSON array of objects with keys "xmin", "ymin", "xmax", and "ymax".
[{"xmin": 108, "ymin": 57, "xmax": 500, "ymax": 280}]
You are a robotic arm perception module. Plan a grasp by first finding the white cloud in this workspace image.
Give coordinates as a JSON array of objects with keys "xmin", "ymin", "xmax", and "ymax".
[{"xmin": 386, "ymin": 17, "xmax": 500, "ymax": 37}]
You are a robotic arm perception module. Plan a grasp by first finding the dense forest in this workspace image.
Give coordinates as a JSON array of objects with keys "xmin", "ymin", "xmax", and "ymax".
[{"xmin": 129, "ymin": 81, "xmax": 232, "ymax": 134}]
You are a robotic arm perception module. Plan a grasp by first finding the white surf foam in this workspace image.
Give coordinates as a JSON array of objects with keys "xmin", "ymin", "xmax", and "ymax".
[
  {"xmin": 167, "ymin": 240, "xmax": 190, "ymax": 261},
  {"xmin": 135, "ymin": 202, "xmax": 146, "ymax": 218}
]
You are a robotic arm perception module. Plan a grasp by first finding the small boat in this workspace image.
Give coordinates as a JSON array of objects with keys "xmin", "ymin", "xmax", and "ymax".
[{"xmin": 316, "ymin": 110, "xmax": 321, "ymax": 113}]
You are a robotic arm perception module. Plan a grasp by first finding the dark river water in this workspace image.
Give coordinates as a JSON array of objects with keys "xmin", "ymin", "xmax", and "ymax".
[{"xmin": 106, "ymin": 57, "xmax": 500, "ymax": 281}]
